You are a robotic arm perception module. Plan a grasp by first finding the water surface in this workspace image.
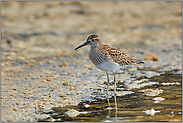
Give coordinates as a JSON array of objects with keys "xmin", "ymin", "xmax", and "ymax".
[{"xmin": 38, "ymin": 72, "xmax": 182, "ymax": 122}]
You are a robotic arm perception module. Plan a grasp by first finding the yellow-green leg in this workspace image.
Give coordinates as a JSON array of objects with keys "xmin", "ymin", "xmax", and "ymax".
[
  {"xmin": 106, "ymin": 71, "xmax": 111, "ymax": 108},
  {"xmin": 113, "ymin": 72, "xmax": 116, "ymax": 94},
  {"xmin": 114, "ymin": 94, "xmax": 118, "ymax": 121}
]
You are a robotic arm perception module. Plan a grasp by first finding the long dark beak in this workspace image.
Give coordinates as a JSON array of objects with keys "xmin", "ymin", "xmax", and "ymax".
[{"xmin": 75, "ymin": 41, "xmax": 88, "ymax": 50}]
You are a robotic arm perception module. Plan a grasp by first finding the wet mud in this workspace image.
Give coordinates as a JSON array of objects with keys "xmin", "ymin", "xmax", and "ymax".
[
  {"xmin": 38, "ymin": 73, "xmax": 182, "ymax": 122},
  {"xmin": 1, "ymin": 1, "xmax": 182, "ymax": 122}
]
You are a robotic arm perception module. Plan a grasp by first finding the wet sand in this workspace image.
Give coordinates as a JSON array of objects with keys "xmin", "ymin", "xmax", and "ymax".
[{"xmin": 1, "ymin": 1, "xmax": 182, "ymax": 122}]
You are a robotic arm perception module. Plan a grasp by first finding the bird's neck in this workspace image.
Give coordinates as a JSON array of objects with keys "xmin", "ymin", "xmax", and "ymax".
[{"xmin": 91, "ymin": 41, "xmax": 103, "ymax": 49}]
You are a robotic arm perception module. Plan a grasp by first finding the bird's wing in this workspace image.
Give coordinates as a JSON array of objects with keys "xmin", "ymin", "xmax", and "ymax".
[{"xmin": 102, "ymin": 44, "xmax": 137, "ymax": 66}]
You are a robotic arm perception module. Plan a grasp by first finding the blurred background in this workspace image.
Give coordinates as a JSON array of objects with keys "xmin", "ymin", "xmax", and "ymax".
[
  {"xmin": 1, "ymin": 1, "xmax": 182, "ymax": 122},
  {"xmin": 1, "ymin": 1, "xmax": 181, "ymax": 61}
]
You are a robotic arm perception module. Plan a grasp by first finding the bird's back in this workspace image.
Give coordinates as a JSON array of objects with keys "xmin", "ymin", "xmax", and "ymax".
[{"xmin": 100, "ymin": 44, "xmax": 142, "ymax": 66}]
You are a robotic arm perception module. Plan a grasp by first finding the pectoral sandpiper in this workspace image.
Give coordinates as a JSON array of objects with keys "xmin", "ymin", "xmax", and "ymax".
[{"xmin": 75, "ymin": 34, "xmax": 144, "ymax": 94}]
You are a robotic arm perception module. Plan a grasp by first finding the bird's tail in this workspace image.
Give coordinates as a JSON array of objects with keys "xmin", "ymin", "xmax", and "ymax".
[{"xmin": 136, "ymin": 59, "xmax": 144, "ymax": 66}]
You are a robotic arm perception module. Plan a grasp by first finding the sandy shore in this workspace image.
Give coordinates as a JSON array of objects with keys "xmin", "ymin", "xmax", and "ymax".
[{"xmin": 1, "ymin": 1, "xmax": 181, "ymax": 122}]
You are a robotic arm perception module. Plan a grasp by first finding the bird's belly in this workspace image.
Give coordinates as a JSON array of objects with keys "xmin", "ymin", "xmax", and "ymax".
[{"xmin": 95, "ymin": 61, "xmax": 120, "ymax": 72}]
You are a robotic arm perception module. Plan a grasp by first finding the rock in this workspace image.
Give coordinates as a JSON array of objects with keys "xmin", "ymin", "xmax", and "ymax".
[
  {"xmin": 46, "ymin": 78, "xmax": 51, "ymax": 81},
  {"xmin": 143, "ymin": 108, "xmax": 160, "ymax": 115},
  {"xmin": 65, "ymin": 109, "xmax": 79, "ymax": 117},
  {"xmin": 29, "ymin": 63, "xmax": 34, "ymax": 67},
  {"xmin": 152, "ymin": 97, "xmax": 165, "ymax": 103},
  {"xmin": 60, "ymin": 61, "xmax": 67, "ymax": 67}
]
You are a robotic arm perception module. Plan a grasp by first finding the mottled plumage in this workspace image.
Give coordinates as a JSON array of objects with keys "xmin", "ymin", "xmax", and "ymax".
[
  {"xmin": 101, "ymin": 44, "xmax": 137, "ymax": 66},
  {"xmin": 75, "ymin": 34, "xmax": 144, "ymax": 93}
]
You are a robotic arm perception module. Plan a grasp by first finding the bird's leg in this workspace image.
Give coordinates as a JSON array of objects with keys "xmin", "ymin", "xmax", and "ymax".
[
  {"xmin": 106, "ymin": 71, "xmax": 111, "ymax": 108},
  {"xmin": 113, "ymin": 72, "xmax": 116, "ymax": 95},
  {"xmin": 114, "ymin": 94, "xmax": 118, "ymax": 121},
  {"xmin": 113, "ymin": 72, "xmax": 117, "ymax": 120},
  {"xmin": 106, "ymin": 71, "xmax": 110, "ymax": 92}
]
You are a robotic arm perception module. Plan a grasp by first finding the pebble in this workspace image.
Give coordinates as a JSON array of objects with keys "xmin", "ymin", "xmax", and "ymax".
[
  {"xmin": 5, "ymin": 62, "xmax": 9, "ymax": 65},
  {"xmin": 13, "ymin": 107, "xmax": 18, "ymax": 111},
  {"xmin": 170, "ymin": 111, "xmax": 174, "ymax": 115},
  {"xmin": 55, "ymin": 49, "xmax": 62, "ymax": 54},
  {"xmin": 70, "ymin": 87, "xmax": 75, "ymax": 90},
  {"xmin": 61, "ymin": 61, "xmax": 67, "ymax": 67},
  {"xmin": 178, "ymin": 112, "xmax": 181, "ymax": 114},
  {"xmin": 143, "ymin": 108, "xmax": 160, "ymax": 115},
  {"xmin": 29, "ymin": 63, "xmax": 34, "ymax": 67},
  {"xmin": 65, "ymin": 109, "xmax": 87, "ymax": 118},
  {"xmin": 48, "ymin": 117, "xmax": 55, "ymax": 122},
  {"xmin": 83, "ymin": 103, "xmax": 90, "ymax": 108},
  {"xmin": 46, "ymin": 78, "xmax": 51, "ymax": 81},
  {"xmin": 65, "ymin": 109, "xmax": 79, "ymax": 117},
  {"xmin": 107, "ymin": 107, "xmax": 113, "ymax": 110},
  {"xmin": 152, "ymin": 97, "xmax": 165, "ymax": 103},
  {"xmin": 59, "ymin": 94, "xmax": 65, "ymax": 97},
  {"xmin": 70, "ymin": 74, "xmax": 75, "ymax": 77},
  {"xmin": 4, "ymin": 68, "xmax": 9, "ymax": 72},
  {"xmin": 42, "ymin": 80, "xmax": 47, "ymax": 82}
]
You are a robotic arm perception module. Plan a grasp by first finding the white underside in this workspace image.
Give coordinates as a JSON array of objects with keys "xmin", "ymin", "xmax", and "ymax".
[{"xmin": 95, "ymin": 61, "xmax": 121, "ymax": 72}]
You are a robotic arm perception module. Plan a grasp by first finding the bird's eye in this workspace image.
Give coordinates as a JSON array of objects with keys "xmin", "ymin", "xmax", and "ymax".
[{"xmin": 91, "ymin": 39, "xmax": 95, "ymax": 41}]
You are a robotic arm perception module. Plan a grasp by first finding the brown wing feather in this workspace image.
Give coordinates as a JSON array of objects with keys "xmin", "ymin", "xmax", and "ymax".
[{"xmin": 101, "ymin": 44, "xmax": 137, "ymax": 66}]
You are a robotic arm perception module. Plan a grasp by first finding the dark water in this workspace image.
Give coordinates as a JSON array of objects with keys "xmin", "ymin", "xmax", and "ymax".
[{"xmin": 38, "ymin": 73, "xmax": 182, "ymax": 122}]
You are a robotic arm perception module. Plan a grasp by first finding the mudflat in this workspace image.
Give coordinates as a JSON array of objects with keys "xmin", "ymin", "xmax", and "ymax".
[{"xmin": 1, "ymin": 1, "xmax": 181, "ymax": 122}]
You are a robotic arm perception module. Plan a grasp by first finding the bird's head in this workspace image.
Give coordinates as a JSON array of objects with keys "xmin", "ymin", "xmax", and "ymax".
[{"xmin": 75, "ymin": 34, "xmax": 101, "ymax": 50}]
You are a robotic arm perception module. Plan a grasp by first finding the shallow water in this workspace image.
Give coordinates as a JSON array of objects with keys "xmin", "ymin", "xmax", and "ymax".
[{"xmin": 38, "ymin": 72, "xmax": 182, "ymax": 122}]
